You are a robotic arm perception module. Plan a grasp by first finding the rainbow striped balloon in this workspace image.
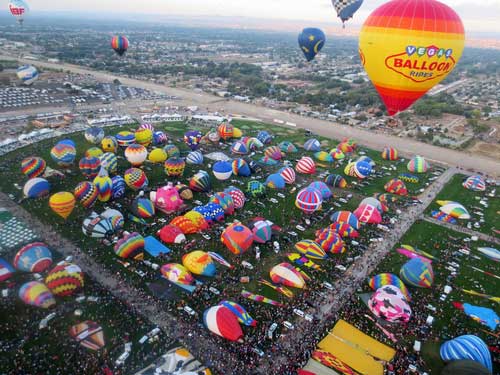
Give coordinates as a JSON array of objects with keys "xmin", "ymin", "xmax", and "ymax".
[{"xmin": 111, "ymin": 35, "xmax": 129, "ymax": 56}]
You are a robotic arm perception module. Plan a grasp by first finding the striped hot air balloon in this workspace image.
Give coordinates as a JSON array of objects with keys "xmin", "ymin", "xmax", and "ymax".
[
  {"xmin": 114, "ymin": 232, "xmax": 145, "ymax": 260},
  {"xmin": 382, "ymin": 147, "xmax": 398, "ymax": 160},
  {"xmin": 93, "ymin": 168, "xmax": 113, "ymax": 201},
  {"xmin": 19, "ymin": 281, "xmax": 56, "ymax": 309},
  {"xmin": 279, "ymin": 167, "xmax": 296, "ymax": 185},
  {"xmin": 45, "ymin": 262, "xmax": 84, "ymax": 297},
  {"xmin": 296, "ymin": 156, "xmax": 316, "ymax": 174},
  {"xmin": 79, "ymin": 157, "xmax": 101, "ymax": 178},
  {"xmin": 74, "ymin": 181, "xmax": 98, "ymax": 209},
  {"xmin": 49, "ymin": 192, "xmax": 75, "ymax": 219},
  {"xmin": 21, "ymin": 157, "xmax": 46, "ymax": 179},
  {"xmin": 294, "ymin": 240, "xmax": 327, "ymax": 259},
  {"xmin": 295, "ymin": 187, "xmax": 322, "ymax": 214},
  {"xmin": 111, "ymin": 35, "xmax": 129, "ymax": 56}
]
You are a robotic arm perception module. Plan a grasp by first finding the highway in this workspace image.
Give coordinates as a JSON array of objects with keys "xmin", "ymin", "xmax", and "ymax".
[{"xmin": 2, "ymin": 53, "xmax": 499, "ymax": 177}]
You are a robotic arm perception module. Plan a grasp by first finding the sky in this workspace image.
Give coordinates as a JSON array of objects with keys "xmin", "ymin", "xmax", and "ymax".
[{"xmin": 8, "ymin": 0, "xmax": 500, "ymax": 33}]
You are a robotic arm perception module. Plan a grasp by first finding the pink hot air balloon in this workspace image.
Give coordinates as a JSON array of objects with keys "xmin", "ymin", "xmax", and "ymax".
[{"xmin": 150, "ymin": 183, "xmax": 184, "ymax": 213}]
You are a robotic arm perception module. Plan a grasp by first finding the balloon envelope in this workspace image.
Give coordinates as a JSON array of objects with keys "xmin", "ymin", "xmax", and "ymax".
[
  {"xmin": 21, "ymin": 156, "xmax": 46, "ymax": 179},
  {"xmin": 203, "ymin": 305, "xmax": 243, "ymax": 342},
  {"xmin": 19, "ymin": 281, "xmax": 56, "ymax": 309},
  {"xmin": 440, "ymin": 335, "xmax": 492, "ymax": 373},
  {"xmin": 14, "ymin": 242, "xmax": 52, "ymax": 272},
  {"xmin": 270, "ymin": 262, "xmax": 305, "ymax": 289},
  {"xmin": 49, "ymin": 192, "xmax": 75, "ymax": 219},
  {"xmin": 111, "ymin": 35, "xmax": 129, "ymax": 56},
  {"xmin": 368, "ymin": 285, "xmax": 411, "ymax": 323},
  {"xmin": 298, "ymin": 28, "xmax": 326, "ymax": 62},
  {"xmin": 69, "ymin": 321, "xmax": 105, "ymax": 351}
]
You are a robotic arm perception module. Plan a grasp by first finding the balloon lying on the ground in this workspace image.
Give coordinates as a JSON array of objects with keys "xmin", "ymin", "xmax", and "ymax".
[
  {"xmin": 0, "ymin": 258, "xmax": 15, "ymax": 282},
  {"xmin": 16, "ymin": 64, "xmax": 38, "ymax": 85},
  {"xmin": 158, "ymin": 224, "xmax": 186, "ymax": 244},
  {"xmin": 23, "ymin": 177, "xmax": 50, "ymax": 199},
  {"xmin": 400, "ymin": 258, "xmax": 434, "ymax": 288},
  {"xmin": 19, "ymin": 281, "xmax": 56, "ymax": 309},
  {"xmin": 125, "ymin": 144, "xmax": 148, "ymax": 166},
  {"xmin": 101, "ymin": 208, "xmax": 124, "ymax": 231},
  {"xmin": 384, "ymin": 178, "xmax": 408, "ymax": 196},
  {"xmin": 131, "ymin": 197, "xmax": 155, "ymax": 219},
  {"xmin": 330, "ymin": 148, "xmax": 345, "ymax": 160},
  {"xmin": 204, "ymin": 305, "xmax": 243, "ymax": 342},
  {"xmin": 298, "ymin": 28, "xmax": 326, "ymax": 62},
  {"xmin": 278, "ymin": 141, "xmax": 297, "ymax": 153},
  {"xmin": 270, "ymin": 262, "xmax": 305, "ymax": 289},
  {"xmin": 124, "ymin": 168, "xmax": 148, "ymax": 191},
  {"xmin": 49, "ymin": 191, "xmax": 75, "ymax": 219},
  {"xmin": 160, "ymin": 263, "xmax": 195, "ymax": 286},
  {"xmin": 354, "ymin": 160, "xmax": 372, "ymax": 178},
  {"xmin": 14, "ymin": 242, "xmax": 52, "ymax": 273},
  {"xmin": 170, "ymin": 216, "xmax": 198, "ymax": 234},
  {"xmin": 314, "ymin": 151, "xmax": 333, "ymax": 163},
  {"xmin": 332, "ymin": 0, "xmax": 364, "ymax": 25},
  {"xmin": 93, "ymin": 168, "xmax": 113, "ymax": 201},
  {"xmin": 439, "ymin": 202, "xmax": 470, "ymax": 220},
  {"xmin": 354, "ymin": 203, "xmax": 382, "ymax": 224},
  {"xmin": 278, "ymin": 167, "xmax": 295, "ymax": 185},
  {"xmin": 69, "ymin": 321, "xmax": 105, "ymax": 351},
  {"xmin": 328, "ymin": 222, "xmax": 359, "ymax": 238},
  {"xmin": 324, "ymin": 174, "xmax": 346, "ymax": 188},
  {"xmin": 294, "ymin": 240, "xmax": 327, "ymax": 259},
  {"xmin": 151, "ymin": 183, "xmax": 183, "ymax": 213},
  {"xmin": 85, "ymin": 147, "xmax": 103, "ymax": 158},
  {"xmin": 74, "ymin": 181, "xmax": 98, "ymax": 209},
  {"xmin": 232, "ymin": 159, "xmax": 251, "ymax": 177},
  {"xmin": 82, "ymin": 212, "xmax": 114, "ymax": 238},
  {"xmin": 250, "ymin": 219, "xmax": 272, "ymax": 244},
  {"xmin": 315, "ymin": 229, "xmax": 345, "ymax": 254},
  {"xmin": 453, "ymin": 302, "xmax": 499, "ymax": 331},
  {"xmin": 21, "ymin": 156, "xmax": 46, "ymax": 179},
  {"xmin": 247, "ymin": 181, "xmax": 266, "ymax": 197},
  {"xmin": 210, "ymin": 192, "xmax": 235, "ymax": 215},
  {"xmin": 368, "ymin": 273, "xmax": 411, "ymax": 300},
  {"xmin": 50, "ymin": 141, "xmax": 76, "ymax": 167},
  {"xmin": 219, "ymin": 300, "xmax": 256, "ymax": 327},
  {"xmin": 182, "ymin": 250, "xmax": 216, "ymax": 277},
  {"xmin": 407, "ymin": 155, "xmax": 430, "ymax": 173},
  {"xmin": 204, "ymin": 203, "xmax": 225, "ymax": 222},
  {"xmin": 368, "ymin": 285, "xmax": 411, "ymax": 323},
  {"xmin": 398, "ymin": 173, "xmax": 419, "ymax": 184},
  {"xmin": 114, "ymin": 232, "xmax": 145, "ymax": 260},
  {"xmin": 153, "ymin": 131, "xmax": 167, "ymax": 145},
  {"xmin": 231, "ymin": 141, "xmax": 248, "ymax": 155},
  {"xmin": 266, "ymin": 173, "xmax": 286, "ymax": 189},
  {"xmin": 213, "ymin": 161, "xmax": 233, "ymax": 181},
  {"xmin": 184, "ymin": 130, "xmax": 203, "ymax": 150},
  {"xmin": 186, "ymin": 151, "xmax": 204, "ymax": 165},
  {"xmin": 462, "ymin": 175, "xmax": 486, "ymax": 192},
  {"xmin": 224, "ymin": 186, "xmax": 245, "ymax": 209},
  {"xmin": 111, "ymin": 175, "xmax": 125, "ymax": 199},
  {"xmin": 101, "ymin": 136, "xmax": 118, "ymax": 153},
  {"xmin": 381, "ymin": 147, "xmax": 398, "ymax": 161},
  {"xmin": 308, "ymin": 181, "xmax": 332, "ymax": 200},
  {"xmin": 344, "ymin": 162, "xmax": 356, "ymax": 178},
  {"xmin": 111, "ymin": 35, "xmax": 129, "ymax": 56},
  {"xmin": 360, "ymin": 197, "xmax": 386, "ymax": 213},
  {"xmin": 184, "ymin": 211, "xmax": 209, "ymax": 231},
  {"xmin": 330, "ymin": 210, "xmax": 360, "ymax": 230},
  {"xmin": 440, "ymin": 335, "xmax": 492, "ymax": 373},
  {"xmin": 359, "ymin": 0, "xmax": 464, "ymax": 115},
  {"xmin": 221, "ymin": 222, "xmax": 253, "ymax": 255},
  {"xmin": 257, "ymin": 130, "xmax": 272, "ymax": 145},
  {"xmin": 264, "ymin": 146, "xmax": 282, "ymax": 161},
  {"xmin": 45, "ymin": 262, "xmax": 84, "ymax": 297},
  {"xmin": 218, "ymin": 122, "xmax": 234, "ymax": 140},
  {"xmin": 441, "ymin": 360, "xmax": 491, "ymax": 375},
  {"xmin": 85, "ymin": 127, "xmax": 104, "ymax": 144},
  {"xmin": 116, "ymin": 131, "xmax": 135, "ymax": 147},
  {"xmin": 164, "ymin": 157, "xmax": 186, "ymax": 177},
  {"xmin": 148, "ymin": 148, "xmax": 167, "ymax": 163},
  {"xmin": 79, "ymin": 157, "xmax": 101, "ymax": 178},
  {"xmin": 337, "ymin": 142, "xmax": 353, "ymax": 154},
  {"xmin": 174, "ymin": 184, "xmax": 193, "ymax": 201},
  {"xmin": 296, "ymin": 156, "xmax": 316, "ymax": 174},
  {"xmin": 296, "ymin": 187, "xmax": 322, "ymax": 214},
  {"xmin": 477, "ymin": 247, "xmax": 500, "ymax": 262},
  {"xmin": 189, "ymin": 170, "xmax": 211, "ymax": 192},
  {"xmin": 242, "ymin": 136, "xmax": 263, "ymax": 150},
  {"xmin": 303, "ymin": 138, "xmax": 321, "ymax": 152},
  {"xmin": 135, "ymin": 128, "xmax": 153, "ymax": 147},
  {"xmin": 207, "ymin": 129, "xmax": 220, "ymax": 143}
]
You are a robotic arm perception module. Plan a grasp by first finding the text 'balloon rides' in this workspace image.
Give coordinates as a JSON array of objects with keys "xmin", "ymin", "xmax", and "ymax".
[
  {"xmin": 359, "ymin": 0, "xmax": 465, "ymax": 115},
  {"xmin": 298, "ymin": 28, "xmax": 326, "ymax": 62}
]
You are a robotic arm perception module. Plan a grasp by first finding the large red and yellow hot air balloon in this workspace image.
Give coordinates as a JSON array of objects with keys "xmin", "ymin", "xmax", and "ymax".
[{"xmin": 359, "ymin": 0, "xmax": 465, "ymax": 115}]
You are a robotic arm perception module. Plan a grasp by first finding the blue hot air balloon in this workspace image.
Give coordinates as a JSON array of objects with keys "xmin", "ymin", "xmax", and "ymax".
[
  {"xmin": 332, "ymin": 0, "xmax": 364, "ymax": 26},
  {"xmin": 440, "ymin": 335, "xmax": 492, "ymax": 373},
  {"xmin": 298, "ymin": 28, "xmax": 326, "ymax": 62}
]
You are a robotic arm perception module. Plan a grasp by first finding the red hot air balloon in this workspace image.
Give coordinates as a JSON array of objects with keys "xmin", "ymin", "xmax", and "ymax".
[{"xmin": 203, "ymin": 305, "xmax": 244, "ymax": 342}]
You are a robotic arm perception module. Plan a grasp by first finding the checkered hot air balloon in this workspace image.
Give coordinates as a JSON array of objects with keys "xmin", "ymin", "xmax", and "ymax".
[
  {"xmin": 224, "ymin": 186, "xmax": 245, "ymax": 209},
  {"xmin": 296, "ymin": 156, "xmax": 316, "ymax": 174},
  {"xmin": 205, "ymin": 203, "xmax": 225, "ymax": 222},
  {"xmin": 45, "ymin": 262, "xmax": 84, "ymax": 297},
  {"xmin": 21, "ymin": 157, "xmax": 46, "ymax": 179},
  {"xmin": 124, "ymin": 168, "xmax": 148, "ymax": 191},
  {"xmin": 74, "ymin": 181, "xmax": 98, "ymax": 209},
  {"xmin": 295, "ymin": 187, "xmax": 322, "ymax": 214},
  {"xmin": 247, "ymin": 181, "xmax": 266, "ymax": 197},
  {"xmin": 210, "ymin": 192, "xmax": 235, "ymax": 215},
  {"xmin": 170, "ymin": 216, "xmax": 199, "ymax": 234}
]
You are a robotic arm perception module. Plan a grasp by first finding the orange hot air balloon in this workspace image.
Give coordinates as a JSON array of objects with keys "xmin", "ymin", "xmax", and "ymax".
[{"xmin": 359, "ymin": 0, "xmax": 464, "ymax": 116}]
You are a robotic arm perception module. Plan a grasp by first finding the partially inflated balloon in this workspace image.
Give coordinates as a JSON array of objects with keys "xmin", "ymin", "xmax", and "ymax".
[
  {"xmin": 298, "ymin": 28, "xmax": 325, "ymax": 62},
  {"xmin": 359, "ymin": 0, "xmax": 465, "ymax": 115},
  {"xmin": 93, "ymin": 168, "xmax": 113, "ymax": 201}
]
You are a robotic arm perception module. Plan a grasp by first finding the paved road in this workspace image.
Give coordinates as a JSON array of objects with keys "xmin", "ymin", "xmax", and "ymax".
[{"xmin": 2, "ymin": 54, "xmax": 499, "ymax": 177}]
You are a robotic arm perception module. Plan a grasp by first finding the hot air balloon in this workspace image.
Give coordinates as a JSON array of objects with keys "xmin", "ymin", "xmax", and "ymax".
[
  {"xmin": 153, "ymin": 131, "xmax": 167, "ymax": 145},
  {"xmin": 82, "ymin": 213, "xmax": 114, "ymax": 238},
  {"xmin": 368, "ymin": 273, "xmax": 411, "ymax": 300},
  {"xmin": 441, "ymin": 360, "xmax": 491, "ymax": 375},
  {"xmin": 463, "ymin": 175, "xmax": 486, "ymax": 192},
  {"xmin": 359, "ymin": 0, "xmax": 465, "ymax": 115},
  {"xmin": 440, "ymin": 335, "xmax": 492, "ymax": 373},
  {"xmin": 139, "ymin": 123, "xmax": 154, "ymax": 132},
  {"xmin": 308, "ymin": 181, "xmax": 332, "ymax": 200},
  {"xmin": 221, "ymin": 223, "xmax": 253, "ymax": 255},
  {"xmin": 296, "ymin": 156, "xmax": 316, "ymax": 174},
  {"xmin": 407, "ymin": 155, "xmax": 430, "ymax": 173},
  {"xmin": 259, "ymin": 156, "xmax": 278, "ymax": 166},
  {"xmin": 186, "ymin": 150, "xmax": 204, "ymax": 165},
  {"xmin": 279, "ymin": 141, "xmax": 297, "ymax": 153},
  {"xmin": 100, "ymin": 136, "xmax": 118, "ymax": 153},
  {"xmin": 114, "ymin": 232, "xmax": 145, "ymax": 260},
  {"xmin": 270, "ymin": 262, "xmax": 305, "ymax": 289},
  {"xmin": 85, "ymin": 147, "xmax": 103, "ymax": 158},
  {"xmin": 368, "ymin": 285, "xmax": 411, "ymax": 323},
  {"xmin": 354, "ymin": 203, "xmax": 382, "ymax": 224},
  {"xmin": 170, "ymin": 216, "xmax": 198, "ymax": 234},
  {"xmin": 295, "ymin": 187, "xmax": 322, "ymax": 214},
  {"xmin": 124, "ymin": 168, "xmax": 148, "ymax": 191},
  {"xmin": 135, "ymin": 128, "xmax": 153, "ymax": 147},
  {"xmin": 184, "ymin": 211, "xmax": 209, "ymax": 231},
  {"xmin": 182, "ymin": 250, "xmax": 216, "ymax": 277},
  {"xmin": 50, "ymin": 142, "xmax": 76, "ymax": 167},
  {"xmin": 382, "ymin": 147, "xmax": 398, "ymax": 161},
  {"xmin": 384, "ymin": 178, "xmax": 408, "ymax": 196},
  {"xmin": 74, "ymin": 181, "xmax": 98, "ymax": 209},
  {"xmin": 160, "ymin": 263, "xmax": 195, "ymax": 287},
  {"xmin": 69, "ymin": 321, "xmax": 105, "ymax": 351},
  {"xmin": 0, "ymin": 258, "xmax": 15, "ymax": 282},
  {"xmin": 204, "ymin": 203, "xmax": 225, "ymax": 222},
  {"xmin": 45, "ymin": 262, "xmax": 84, "ymax": 297},
  {"xmin": 151, "ymin": 183, "xmax": 183, "ymax": 212},
  {"xmin": 111, "ymin": 175, "xmax": 125, "ymax": 199},
  {"xmin": 250, "ymin": 219, "xmax": 272, "ymax": 244},
  {"xmin": 164, "ymin": 157, "xmax": 186, "ymax": 177},
  {"xmin": 294, "ymin": 240, "xmax": 327, "ymax": 259},
  {"xmin": 111, "ymin": 35, "xmax": 129, "ymax": 56},
  {"xmin": 314, "ymin": 151, "xmax": 333, "ymax": 163},
  {"xmin": 247, "ymin": 180, "xmax": 266, "ymax": 198},
  {"xmin": 219, "ymin": 300, "xmax": 257, "ymax": 327},
  {"xmin": 257, "ymin": 131, "xmax": 272, "ymax": 145},
  {"xmin": 360, "ymin": 197, "xmax": 386, "ymax": 213},
  {"xmin": 324, "ymin": 174, "xmax": 346, "ymax": 188},
  {"xmin": 232, "ymin": 159, "xmax": 251, "ymax": 177},
  {"xmin": 184, "ymin": 130, "xmax": 203, "ymax": 150},
  {"xmin": 125, "ymin": 144, "xmax": 148, "ymax": 166},
  {"xmin": 303, "ymin": 138, "xmax": 321, "ymax": 152},
  {"xmin": 116, "ymin": 131, "xmax": 135, "ymax": 147},
  {"xmin": 328, "ymin": 222, "xmax": 359, "ymax": 238},
  {"xmin": 264, "ymin": 146, "xmax": 282, "ymax": 160},
  {"xmin": 265, "ymin": 174, "xmax": 286, "ymax": 189},
  {"xmin": 279, "ymin": 167, "xmax": 296, "ymax": 185},
  {"xmin": 217, "ymin": 122, "xmax": 234, "ymax": 140},
  {"xmin": 85, "ymin": 127, "xmax": 104, "ymax": 144},
  {"xmin": 439, "ymin": 202, "xmax": 470, "ymax": 219},
  {"xmin": 354, "ymin": 160, "xmax": 372, "ymax": 179},
  {"xmin": 315, "ymin": 229, "xmax": 345, "ymax": 254},
  {"xmin": 49, "ymin": 192, "xmax": 75, "ymax": 219},
  {"xmin": 210, "ymin": 192, "xmax": 235, "ymax": 215},
  {"xmin": 9, "ymin": 0, "xmax": 29, "ymax": 24},
  {"xmin": 190, "ymin": 170, "xmax": 211, "ymax": 192},
  {"xmin": 298, "ymin": 28, "xmax": 325, "ymax": 62},
  {"xmin": 21, "ymin": 156, "xmax": 46, "ymax": 179},
  {"xmin": 203, "ymin": 305, "xmax": 243, "ymax": 342},
  {"xmin": 19, "ymin": 281, "xmax": 55, "ymax": 309},
  {"xmin": 99, "ymin": 152, "xmax": 118, "ymax": 174},
  {"xmin": 158, "ymin": 224, "xmax": 186, "ymax": 244},
  {"xmin": 175, "ymin": 184, "xmax": 193, "ymax": 200},
  {"xmin": 400, "ymin": 258, "xmax": 434, "ymax": 288},
  {"xmin": 23, "ymin": 177, "xmax": 50, "ymax": 199},
  {"xmin": 330, "ymin": 148, "xmax": 345, "ymax": 160},
  {"xmin": 213, "ymin": 161, "xmax": 233, "ymax": 181},
  {"xmin": 332, "ymin": 0, "xmax": 363, "ymax": 26},
  {"xmin": 14, "ymin": 242, "xmax": 52, "ymax": 272},
  {"xmin": 224, "ymin": 186, "xmax": 245, "ymax": 209},
  {"xmin": 79, "ymin": 156, "xmax": 101, "ymax": 179},
  {"xmin": 148, "ymin": 148, "xmax": 168, "ymax": 163},
  {"xmin": 16, "ymin": 64, "xmax": 38, "ymax": 85},
  {"xmin": 131, "ymin": 197, "xmax": 155, "ymax": 219},
  {"xmin": 93, "ymin": 167, "xmax": 113, "ymax": 201},
  {"xmin": 330, "ymin": 211, "xmax": 360, "ymax": 230},
  {"xmin": 231, "ymin": 141, "xmax": 248, "ymax": 155},
  {"xmin": 164, "ymin": 144, "xmax": 181, "ymax": 158}
]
